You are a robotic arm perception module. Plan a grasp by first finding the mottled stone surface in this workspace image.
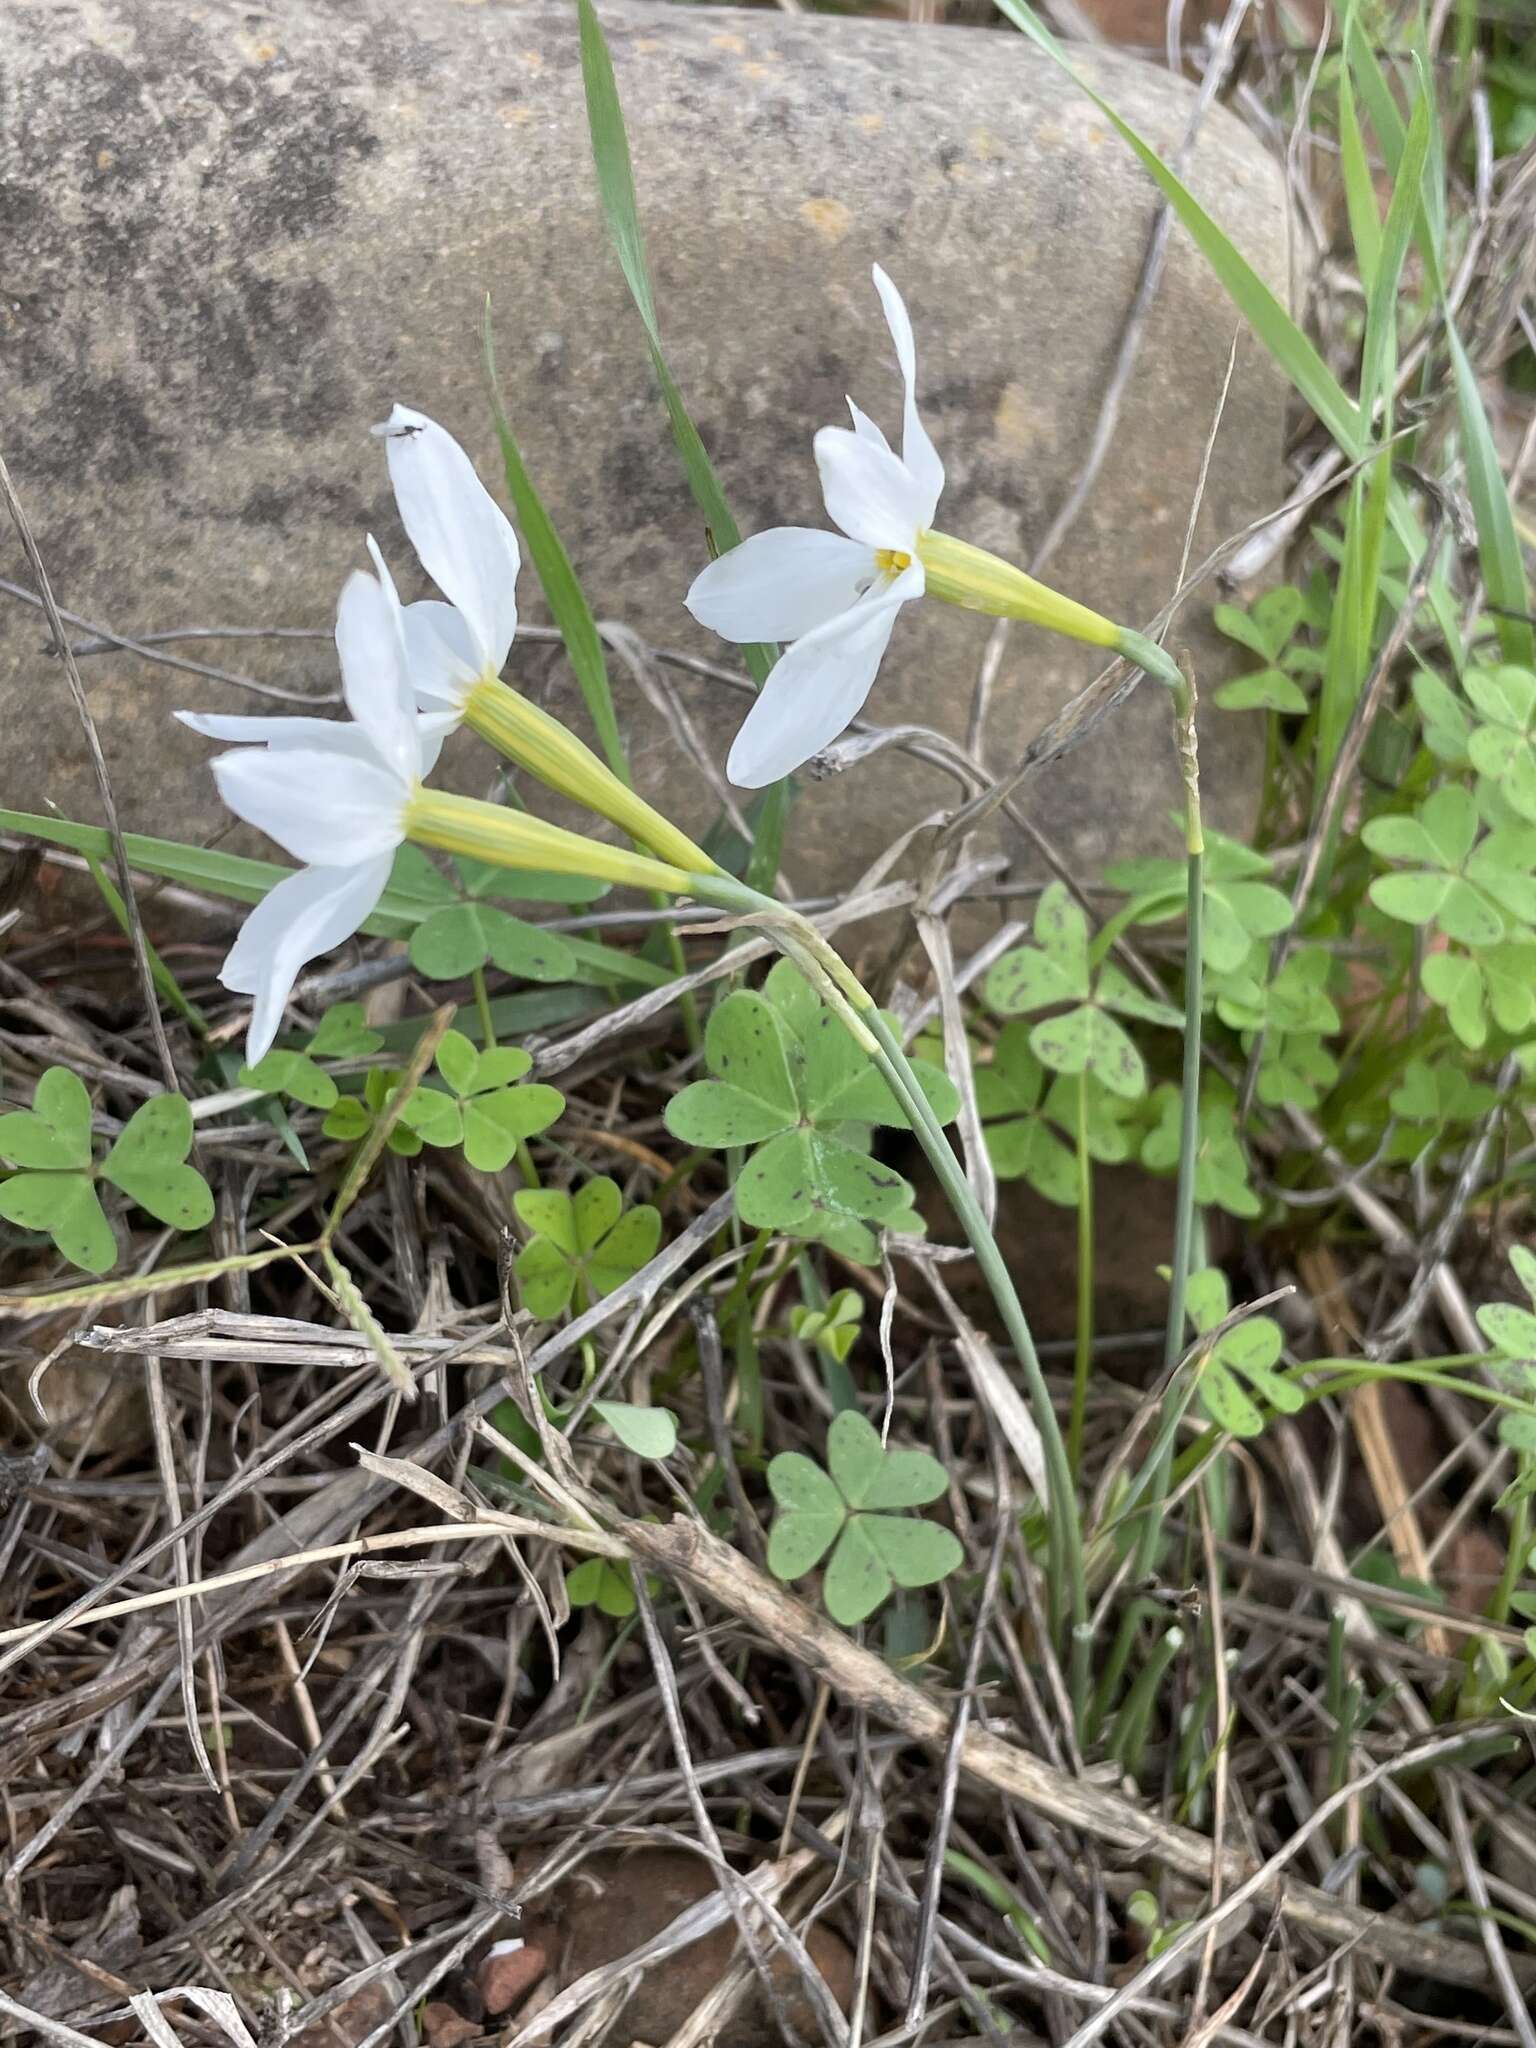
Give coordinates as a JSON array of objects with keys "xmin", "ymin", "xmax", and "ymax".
[{"xmin": 3, "ymin": 0, "xmax": 1287, "ymax": 900}]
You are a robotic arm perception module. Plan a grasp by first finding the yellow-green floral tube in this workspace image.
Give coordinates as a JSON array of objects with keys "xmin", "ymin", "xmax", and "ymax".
[
  {"xmin": 405, "ymin": 786, "xmax": 695, "ymax": 896},
  {"xmin": 464, "ymin": 677, "xmax": 719, "ymax": 875},
  {"xmin": 916, "ymin": 531, "xmax": 1182, "ymax": 689}
]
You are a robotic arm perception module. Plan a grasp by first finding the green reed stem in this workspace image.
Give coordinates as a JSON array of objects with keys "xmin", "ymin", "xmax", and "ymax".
[
  {"xmin": 1131, "ymin": 667, "xmax": 1204, "ymax": 1582},
  {"xmin": 689, "ymin": 871, "xmax": 1089, "ymax": 1717},
  {"xmin": 1070, "ymin": 1079, "xmax": 1095, "ymax": 1477}
]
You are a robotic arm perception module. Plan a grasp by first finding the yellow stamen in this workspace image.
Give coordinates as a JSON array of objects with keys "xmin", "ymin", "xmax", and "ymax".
[{"xmin": 875, "ymin": 548, "xmax": 913, "ymax": 576}]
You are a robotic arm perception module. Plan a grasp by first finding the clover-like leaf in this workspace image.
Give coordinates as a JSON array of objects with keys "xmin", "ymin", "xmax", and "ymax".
[
  {"xmin": 307, "ymin": 1002, "xmax": 385, "ymax": 1060},
  {"xmin": 1421, "ymin": 952, "xmax": 1488, "ymax": 1050},
  {"xmin": 592, "ymin": 1400, "xmax": 678, "ymax": 1460},
  {"xmin": 766, "ymin": 1452, "xmax": 845, "ymax": 1579},
  {"xmin": 409, "ymin": 902, "xmax": 577, "ymax": 984},
  {"xmin": 859, "ymin": 1514, "xmax": 964, "ymax": 1588},
  {"xmin": 101, "ymin": 1095, "xmax": 214, "ymax": 1232},
  {"xmin": 822, "ymin": 1517, "xmax": 890, "ymax": 1625},
  {"xmin": 0, "ymin": 1067, "xmax": 94, "ymax": 1171},
  {"xmin": 790, "ymin": 1287, "xmax": 864, "ymax": 1362},
  {"xmin": 0, "ymin": 1171, "xmax": 116, "ymax": 1273},
  {"xmin": 460, "ymin": 1084, "xmax": 563, "ymax": 1173},
  {"xmin": 1214, "ymin": 667, "xmax": 1308, "ymax": 715},
  {"xmin": 565, "ymin": 1556, "xmax": 636, "ymax": 1618},
  {"xmin": 240, "ymin": 1048, "xmax": 338, "ymax": 1110},
  {"xmin": 514, "ymin": 1177, "xmax": 661, "ymax": 1319}
]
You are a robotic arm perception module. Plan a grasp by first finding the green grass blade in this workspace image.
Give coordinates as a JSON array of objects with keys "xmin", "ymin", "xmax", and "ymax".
[
  {"xmin": 1337, "ymin": 65, "xmax": 1381, "ymax": 296},
  {"xmin": 575, "ymin": 0, "xmax": 788, "ymax": 887},
  {"xmin": 991, "ymin": 0, "xmax": 1364, "ymax": 457},
  {"xmin": 2, "ymin": 809, "xmax": 675, "ymax": 977},
  {"xmin": 1, "ymin": 809, "xmax": 427, "ymax": 936},
  {"xmin": 483, "ymin": 302, "xmax": 629, "ymax": 782},
  {"xmin": 1358, "ymin": 85, "xmax": 1431, "ymax": 426},
  {"xmin": 1447, "ymin": 316, "xmax": 1534, "ymax": 668}
]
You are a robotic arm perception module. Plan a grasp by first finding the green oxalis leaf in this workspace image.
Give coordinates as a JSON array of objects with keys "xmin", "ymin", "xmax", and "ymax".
[
  {"xmin": 1475, "ymin": 1249, "xmax": 1536, "ymax": 1472},
  {"xmin": 240, "ymin": 1001, "xmax": 386, "ymax": 1111},
  {"xmin": 1105, "ymin": 829, "xmax": 1294, "ymax": 977},
  {"xmin": 0, "ymin": 1071, "xmax": 214, "ymax": 1276},
  {"xmin": 591, "ymin": 1400, "xmax": 677, "ymax": 1460},
  {"xmin": 1141, "ymin": 1082, "xmax": 1259, "ymax": 1220},
  {"xmin": 1363, "ymin": 785, "xmax": 1536, "ymax": 948},
  {"xmin": 1211, "ymin": 944, "xmax": 1339, "ymax": 1037},
  {"xmin": 408, "ymin": 901, "xmax": 578, "ymax": 984},
  {"xmin": 1417, "ymin": 938, "xmax": 1536, "ymax": 1052},
  {"xmin": 766, "ymin": 1409, "xmax": 963, "ymax": 1627},
  {"xmin": 1384, "ymin": 1058, "xmax": 1499, "ymax": 1162},
  {"xmin": 324, "ymin": 1032, "xmax": 564, "ymax": 1173},
  {"xmin": 566, "ymin": 1555, "xmax": 638, "ymax": 1618},
  {"xmin": 664, "ymin": 962, "xmax": 957, "ymax": 1263},
  {"xmin": 513, "ymin": 1175, "xmax": 662, "ymax": 1319},
  {"xmin": 1183, "ymin": 1266, "xmax": 1300, "ymax": 1439},
  {"xmin": 790, "ymin": 1287, "xmax": 864, "ymax": 1363},
  {"xmin": 1463, "ymin": 664, "xmax": 1536, "ymax": 823},
  {"xmin": 983, "ymin": 883, "xmax": 1179, "ymax": 1098},
  {"xmin": 973, "ymin": 1022, "xmax": 1133, "ymax": 1207}
]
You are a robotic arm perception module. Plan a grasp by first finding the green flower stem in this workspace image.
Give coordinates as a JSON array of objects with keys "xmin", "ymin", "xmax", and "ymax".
[
  {"xmin": 688, "ymin": 869, "xmax": 1089, "ymax": 1713},
  {"xmin": 470, "ymin": 966, "xmax": 498, "ymax": 1050},
  {"xmin": 1131, "ymin": 667, "xmax": 1205, "ymax": 1582},
  {"xmin": 1070, "ymin": 1080, "xmax": 1095, "ymax": 1478},
  {"xmin": 1488, "ymin": 1471, "xmax": 1530, "ymax": 1629}
]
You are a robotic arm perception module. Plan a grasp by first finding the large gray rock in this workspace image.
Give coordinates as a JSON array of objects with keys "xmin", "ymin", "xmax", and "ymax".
[{"xmin": 3, "ymin": 0, "xmax": 1286, "ymax": 905}]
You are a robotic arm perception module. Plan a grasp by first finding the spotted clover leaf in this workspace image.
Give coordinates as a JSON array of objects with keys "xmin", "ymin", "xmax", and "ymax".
[
  {"xmin": 766, "ymin": 1409, "xmax": 963, "ymax": 1626},
  {"xmin": 665, "ymin": 963, "xmax": 957, "ymax": 1263}
]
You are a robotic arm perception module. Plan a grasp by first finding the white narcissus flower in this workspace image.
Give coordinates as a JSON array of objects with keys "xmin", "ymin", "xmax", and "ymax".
[
  {"xmin": 371, "ymin": 404, "xmax": 719, "ymax": 875},
  {"xmin": 184, "ymin": 548, "xmax": 435, "ymax": 1064},
  {"xmin": 371, "ymin": 402, "xmax": 523, "ymax": 722},
  {"xmin": 687, "ymin": 266, "xmax": 1179, "ymax": 788},
  {"xmin": 687, "ymin": 267, "xmax": 939, "ymax": 789}
]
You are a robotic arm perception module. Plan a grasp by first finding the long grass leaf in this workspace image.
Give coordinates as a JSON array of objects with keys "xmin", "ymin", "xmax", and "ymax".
[
  {"xmin": 1447, "ymin": 318, "xmax": 1534, "ymax": 668},
  {"xmin": 991, "ymin": 0, "xmax": 1364, "ymax": 457},
  {"xmin": 1337, "ymin": 65, "xmax": 1381, "ymax": 296},
  {"xmin": 483, "ymin": 304, "xmax": 629, "ymax": 781},
  {"xmin": 1358, "ymin": 86, "xmax": 1430, "ymax": 426},
  {"xmin": 574, "ymin": 0, "xmax": 789, "ymax": 887}
]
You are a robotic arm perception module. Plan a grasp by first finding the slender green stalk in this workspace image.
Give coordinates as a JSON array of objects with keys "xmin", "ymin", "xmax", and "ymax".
[
  {"xmin": 471, "ymin": 966, "xmax": 497, "ymax": 1050},
  {"xmin": 1069, "ymin": 1080, "xmax": 1095, "ymax": 1477},
  {"xmin": 687, "ymin": 870, "xmax": 1089, "ymax": 1710},
  {"xmin": 1109, "ymin": 1625, "xmax": 1185, "ymax": 1778},
  {"xmin": 1131, "ymin": 669, "xmax": 1205, "ymax": 1581},
  {"xmin": 1487, "ymin": 1472, "xmax": 1530, "ymax": 1629}
]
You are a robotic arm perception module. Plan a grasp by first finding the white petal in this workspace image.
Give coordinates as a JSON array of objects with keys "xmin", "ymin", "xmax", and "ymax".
[
  {"xmin": 401, "ymin": 599, "xmax": 479, "ymax": 713},
  {"xmin": 335, "ymin": 564, "xmax": 419, "ymax": 786},
  {"xmin": 212, "ymin": 745, "xmax": 407, "ymax": 867},
  {"xmin": 725, "ymin": 564, "xmax": 921, "ymax": 787},
  {"xmin": 686, "ymin": 528, "xmax": 876, "ymax": 644},
  {"xmin": 374, "ymin": 404, "xmax": 520, "ymax": 674},
  {"xmin": 414, "ymin": 708, "xmax": 461, "ymax": 779},
  {"xmin": 871, "ymin": 266, "xmax": 944, "ymax": 525},
  {"xmin": 814, "ymin": 427, "xmax": 927, "ymax": 552},
  {"xmin": 222, "ymin": 856, "xmax": 394, "ymax": 1063},
  {"xmin": 846, "ymin": 399, "xmax": 893, "ymax": 456},
  {"xmin": 177, "ymin": 711, "xmax": 354, "ymax": 749}
]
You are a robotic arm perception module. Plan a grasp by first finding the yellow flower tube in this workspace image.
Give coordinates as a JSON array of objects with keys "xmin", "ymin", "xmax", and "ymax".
[
  {"xmin": 916, "ymin": 531, "xmax": 1181, "ymax": 689},
  {"xmin": 463, "ymin": 677, "xmax": 720, "ymax": 876},
  {"xmin": 405, "ymin": 785, "xmax": 695, "ymax": 896}
]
